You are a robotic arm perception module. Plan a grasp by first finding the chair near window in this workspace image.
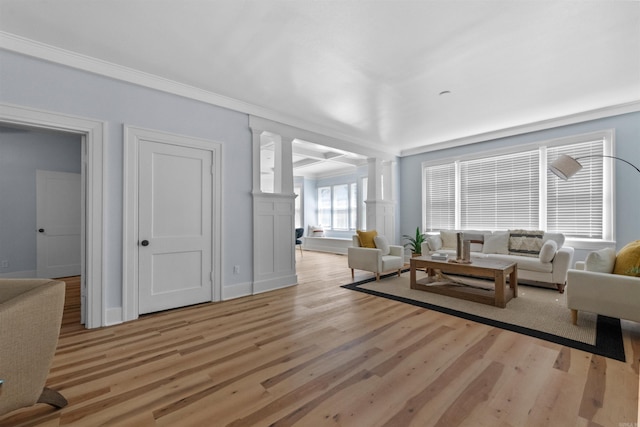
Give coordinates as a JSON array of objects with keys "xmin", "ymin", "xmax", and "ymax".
[
  {"xmin": 295, "ymin": 228, "xmax": 304, "ymax": 257},
  {"xmin": 348, "ymin": 230, "xmax": 404, "ymax": 281},
  {"xmin": 567, "ymin": 242, "xmax": 640, "ymax": 325}
]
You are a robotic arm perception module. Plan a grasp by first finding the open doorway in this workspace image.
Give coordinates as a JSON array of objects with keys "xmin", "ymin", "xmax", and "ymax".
[
  {"xmin": 0, "ymin": 124, "xmax": 82, "ymax": 325},
  {"xmin": 0, "ymin": 104, "xmax": 105, "ymax": 328}
]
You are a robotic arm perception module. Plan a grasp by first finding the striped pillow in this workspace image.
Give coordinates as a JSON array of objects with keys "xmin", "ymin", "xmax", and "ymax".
[{"xmin": 509, "ymin": 230, "xmax": 544, "ymax": 257}]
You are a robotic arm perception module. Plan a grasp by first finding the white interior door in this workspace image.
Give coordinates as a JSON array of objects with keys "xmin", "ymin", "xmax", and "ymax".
[
  {"xmin": 138, "ymin": 140, "xmax": 213, "ymax": 314},
  {"xmin": 36, "ymin": 170, "xmax": 81, "ymax": 278}
]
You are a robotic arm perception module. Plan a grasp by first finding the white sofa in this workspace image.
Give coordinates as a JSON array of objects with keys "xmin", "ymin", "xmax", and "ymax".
[
  {"xmin": 348, "ymin": 235, "xmax": 404, "ymax": 281},
  {"xmin": 421, "ymin": 230, "xmax": 574, "ymax": 293},
  {"xmin": 567, "ymin": 247, "xmax": 640, "ymax": 325}
]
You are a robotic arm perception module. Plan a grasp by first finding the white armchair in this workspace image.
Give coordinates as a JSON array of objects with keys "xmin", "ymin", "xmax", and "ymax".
[
  {"xmin": 567, "ymin": 259, "xmax": 640, "ymax": 325},
  {"xmin": 348, "ymin": 235, "xmax": 404, "ymax": 281}
]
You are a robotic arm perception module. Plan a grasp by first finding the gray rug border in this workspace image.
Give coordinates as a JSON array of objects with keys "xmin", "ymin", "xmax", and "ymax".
[{"xmin": 342, "ymin": 269, "xmax": 625, "ymax": 362}]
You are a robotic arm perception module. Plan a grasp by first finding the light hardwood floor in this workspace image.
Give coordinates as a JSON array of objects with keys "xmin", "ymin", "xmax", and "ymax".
[{"xmin": 2, "ymin": 251, "xmax": 639, "ymax": 426}]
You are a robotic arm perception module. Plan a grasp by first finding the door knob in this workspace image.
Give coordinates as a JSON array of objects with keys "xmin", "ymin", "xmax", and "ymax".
[
  {"xmin": 140, "ymin": 240, "xmax": 149, "ymax": 246},
  {"xmin": 38, "ymin": 229, "xmax": 45, "ymax": 233}
]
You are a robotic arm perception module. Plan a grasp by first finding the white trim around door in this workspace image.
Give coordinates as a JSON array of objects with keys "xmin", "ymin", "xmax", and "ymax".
[
  {"xmin": 122, "ymin": 126, "xmax": 222, "ymax": 323},
  {"xmin": 0, "ymin": 103, "xmax": 105, "ymax": 328}
]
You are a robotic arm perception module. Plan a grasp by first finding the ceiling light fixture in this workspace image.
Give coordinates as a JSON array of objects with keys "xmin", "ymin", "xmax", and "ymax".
[{"xmin": 439, "ymin": 90, "xmax": 452, "ymax": 96}]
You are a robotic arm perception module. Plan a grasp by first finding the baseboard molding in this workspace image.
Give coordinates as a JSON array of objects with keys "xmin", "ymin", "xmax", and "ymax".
[
  {"xmin": 253, "ymin": 275, "xmax": 298, "ymax": 294},
  {"xmin": 105, "ymin": 307, "xmax": 123, "ymax": 326},
  {"xmin": 222, "ymin": 281, "xmax": 253, "ymax": 300}
]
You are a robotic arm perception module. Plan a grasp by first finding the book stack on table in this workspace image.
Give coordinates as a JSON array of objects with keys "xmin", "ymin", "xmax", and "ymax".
[{"xmin": 431, "ymin": 252, "xmax": 449, "ymax": 261}]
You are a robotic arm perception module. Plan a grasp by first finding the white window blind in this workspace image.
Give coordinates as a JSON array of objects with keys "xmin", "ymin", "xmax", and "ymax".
[
  {"xmin": 317, "ymin": 186, "xmax": 331, "ymax": 227},
  {"xmin": 422, "ymin": 132, "xmax": 609, "ymax": 239},
  {"xmin": 460, "ymin": 150, "xmax": 539, "ymax": 230},
  {"xmin": 424, "ymin": 163, "xmax": 455, "ymax": 231},
  {"xmin": 547, "ymin": 140, "xmax": 604, "ymax": 238},
  {"xmin": 332, "ymin": 184, "xmax": 349, "ymax": 230}
]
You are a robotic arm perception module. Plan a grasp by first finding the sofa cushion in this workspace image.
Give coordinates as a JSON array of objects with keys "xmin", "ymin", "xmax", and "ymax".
[
  {"xmin": 462, "ymin": 231, "xmax": 486, "ymax": 252},
  {"xmin": 543, "ymin": 232, "xmax": 565, "ymax": 248},
  {"xmin": 490, "ymin": 254, "xmax": 553, "ymax": 273},
  {"xmin": 585, "ymin": 247, "xmax": 616, "ymax": 273},
  {"xmin": 426, "ymin": 235, "xmax": 442, "ymax": 251},
  {"xmin": 374, "ymin": 235, "xmax": 390, "ymax": 255},
  {"xmin": 613, "ymin": 240, "xmax": 640, "ymax": 276},
  {"xmin": 482, "ymin": 231, "xmax": 509, "ymax": 254},
  {"xmin": 538, "ymin": 240, "xmax": 557, "ymax": 263},
  {"xmin": 509, "ymin": 229, "xmax": 544, "ymax": 257},
  {"xmin": 440, "ymin": 230, "xmax": 458, "ymax": 249},
  {"xmin": 356, "ymin": 230, "xmax": 378, "ymax": 248}
]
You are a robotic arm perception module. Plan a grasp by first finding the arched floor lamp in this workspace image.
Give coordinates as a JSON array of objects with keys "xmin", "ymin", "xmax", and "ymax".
[{"xmin": 549, "ymin": 154, "xmax": 640, "ymax": 180}]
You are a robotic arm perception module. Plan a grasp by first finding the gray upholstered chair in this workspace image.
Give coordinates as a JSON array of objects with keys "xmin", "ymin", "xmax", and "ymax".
[{"xmin": 0, "ymin": 279, "xmax": 68, "ymax": 416}]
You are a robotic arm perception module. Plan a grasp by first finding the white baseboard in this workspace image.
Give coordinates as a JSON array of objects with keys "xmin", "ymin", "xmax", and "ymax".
[
  {"xmin": 222, "ymin": 281, "xmax": 253, "ymax": 300},
  {"xmin": 105, "ymin": 307, "xmax": 123, "ymax": 326},
  {"xmin": 253, "ymin": 275, "xmax": 298, "ymax": 294}
]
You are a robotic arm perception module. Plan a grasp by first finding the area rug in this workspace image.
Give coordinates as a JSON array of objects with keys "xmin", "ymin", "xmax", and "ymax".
[{"xmin": 342, "ymin": 270, "xmax": 625, "ymax": 361}]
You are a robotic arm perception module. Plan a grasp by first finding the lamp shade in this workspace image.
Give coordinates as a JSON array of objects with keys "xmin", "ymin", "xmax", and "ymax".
[{"xmin": 549, "ymin": 154, "xmax": 583, "ymax": 180}]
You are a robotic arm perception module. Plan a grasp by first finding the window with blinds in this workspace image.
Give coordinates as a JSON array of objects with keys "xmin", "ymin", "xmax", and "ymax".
[
  {"xmin": 547, "ymin": 140, "xmax": 604, "ymax": 238},
  {"xmin": 460, "ymin": 150, "xmax": 539, "ymax": 230},
  {"xmin": 422, "ymin": 132, "xmax": 610, "ymax": 239},
  {"xmin": 318, "ymin": 183, "xmax": 359, "ymax": 231},
  {"xmin": 423, "ymin": 163, "xmax": 455, "ymax": 231}
]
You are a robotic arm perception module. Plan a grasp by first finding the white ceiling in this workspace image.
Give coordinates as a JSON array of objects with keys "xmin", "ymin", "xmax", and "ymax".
[{"xmin": 1, "ymin": 0, "xmax": 639, "ymax": 162}]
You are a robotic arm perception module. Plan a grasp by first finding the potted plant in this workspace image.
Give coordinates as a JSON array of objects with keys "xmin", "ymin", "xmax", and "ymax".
[{"xmin": 403, "ymin": 227, "xmax": 426, "ymax": 257}]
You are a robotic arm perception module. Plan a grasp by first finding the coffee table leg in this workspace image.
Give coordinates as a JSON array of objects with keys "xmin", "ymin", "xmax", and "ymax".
[
  {"xmin": 410, "ymin": 261, "xmax": 417, "ymax": 289},
  {"xmin": 510, "ymin": 267, "xmax": 518, "ymax": 298},
  {"xmin": 495, "ymin": 271, "xmax": 506, "ymax": 308}
]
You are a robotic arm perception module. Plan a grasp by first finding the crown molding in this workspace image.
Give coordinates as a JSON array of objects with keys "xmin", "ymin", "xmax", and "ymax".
[
  {"xmin": 401, "ymin": 100, "xmax": 640, "ymax": 157},
  {"xmin": 0, "ymin": 31, "xmax": 398, "ymax": 158},
  {"xmin": 2, "ymin": 31, "xmax": 637, "ymax": 160}
]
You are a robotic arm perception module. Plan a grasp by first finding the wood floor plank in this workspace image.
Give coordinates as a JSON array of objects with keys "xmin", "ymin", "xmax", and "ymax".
[{"xmin": 1, "ymin": 251, "xmax": 638, "ymax": 427}]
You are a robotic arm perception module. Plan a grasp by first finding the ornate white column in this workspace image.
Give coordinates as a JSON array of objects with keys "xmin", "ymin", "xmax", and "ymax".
[
  {"xmin": 365, "ymin": 158, "xmax": 396, "ymax": 243},
  {"xmin": 250, "ymin": 123, "xmax": 297, "ymax": 294}
]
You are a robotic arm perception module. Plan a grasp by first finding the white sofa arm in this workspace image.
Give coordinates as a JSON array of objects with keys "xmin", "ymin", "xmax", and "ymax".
[
  {"xmin": 551, "ymin": 246, "xmax": 574, "ymax": 285},
  {"xmin": 389, "ymin": 245, "xmax": 404, "ymax": 257},
  {"xmin": 348, "ymin": 246, "xmax": 382, "ymax": 272},
  {"xmin": 567, "ymin": 269, "xmax": 640, "ymax": 323},
  {"xmin": 421, "ymin": 241, "xmax": 430, "ymax": 255}
]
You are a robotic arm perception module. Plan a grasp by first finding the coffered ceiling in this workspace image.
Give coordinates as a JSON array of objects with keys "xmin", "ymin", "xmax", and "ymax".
[{"xmin": 1, "ymin": 0, "xmax": 639, "ymax": 161}]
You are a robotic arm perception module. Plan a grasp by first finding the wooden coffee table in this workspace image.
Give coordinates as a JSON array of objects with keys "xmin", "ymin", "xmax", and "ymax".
[{"xmin": 410, "ymin": 256, "xmax": 518, "ymax": 308}]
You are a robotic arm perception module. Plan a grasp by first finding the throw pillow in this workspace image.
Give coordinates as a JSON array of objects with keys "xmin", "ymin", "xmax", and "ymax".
[
  {"xmin": 357, "ymin": 230, "xmax": 378, "ymax": 248},
  {"xmin": 585, "ymin": 247, "xmax": 617, "ymax": 273},
  {"xmin": 463, "ymin": 231, "xmax": 485, "ymax": 252},
  {"xmin": 543, "ymin": 232, "xmax": 565, "ymax": 248},
  {"xmin": 426, "ymin": 235, "xmax": 442, "ymax": 251},
  {"xmin": 440, "ymin": 230, "xmax": 458, "ymax": 250},
  {"xmin": 612, "ymin": 240, "xmax": 640, "ymax": 276},
  {"xmin": 538, "ymin": 240, "xmax": 558, "ymax": 263},
  {"xmin": 482, "ymin": 231, "xmax": 509, "ymax": 254},
  {"xmin": 308, "ymin": 225, "xmax": 324, "ymax": 237},
  {"xmin": 374, "ymin": 235, "xmax": 390, "ymax": 255},
  {"xmin": 509, "ymin": 229, "xmax": 544, "ymax": 258}
]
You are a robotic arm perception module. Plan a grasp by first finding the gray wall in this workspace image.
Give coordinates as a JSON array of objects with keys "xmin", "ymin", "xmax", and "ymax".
[
  {"xmin": 399, "ymin": 111, "xmax": 640, "ymax": 262},
  {"xmin": 0, "ymin": 50, "xmax": 253, "ymax": 308},
  {"xmin": 0, "ymin": 126, "xmax": 81, "ymax": 274}
]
